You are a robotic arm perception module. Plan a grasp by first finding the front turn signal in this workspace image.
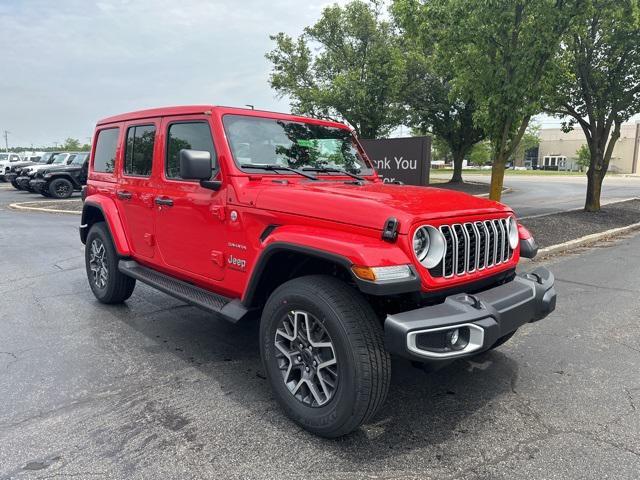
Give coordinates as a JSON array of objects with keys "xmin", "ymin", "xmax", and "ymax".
[{"xmin": 352, "ymin": 265, "xmax": 413, "ymax": 282}]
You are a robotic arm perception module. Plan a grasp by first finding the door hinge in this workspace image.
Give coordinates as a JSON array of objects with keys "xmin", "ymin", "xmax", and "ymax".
[
  {"xmin": 210, "ymin": 251, "xmax": 223, "ymax": 267},
  {"xmin": 210, "ymin": 206, "xmax": 225, "ymax": 221},
  {"xmin": 144, "ymin": 233, "xmax": 155, "ymax": 246}
]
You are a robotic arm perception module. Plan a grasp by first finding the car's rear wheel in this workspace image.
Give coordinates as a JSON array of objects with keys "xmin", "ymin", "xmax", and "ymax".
[
  {"xmin": 49, "ymin": 178, "xmax": 74, "ymax": 199},
  {"xmin": 11, "ymin": 180, "xmax": 20, "ymax": 190},
  {"xmin": 260, "ymin": 275, "xmax": 390, "ymax": 438},
  {"xmin": 85, "ymin": 222, "xmax": 136, "ymax": 304}
]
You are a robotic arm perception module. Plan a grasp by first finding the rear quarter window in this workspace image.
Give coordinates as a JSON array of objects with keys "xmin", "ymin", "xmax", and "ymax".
[{"xmin": 93, "ymin": 128, "xmax": 120, "ymax": 173}]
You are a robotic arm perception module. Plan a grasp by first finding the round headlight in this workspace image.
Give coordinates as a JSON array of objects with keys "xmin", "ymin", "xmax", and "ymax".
[
  {"xmin": 413, "ymin": 225, "xmax": 446, "ymax": 268},
  {"xmin": 508, "ymin": 217, "xmax": 519, "ymax": 249}
]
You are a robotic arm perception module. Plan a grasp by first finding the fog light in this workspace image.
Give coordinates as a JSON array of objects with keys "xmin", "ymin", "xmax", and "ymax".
[{"xmin": 446, "ymin": 327, "xmax": 470, "ymax": 351}]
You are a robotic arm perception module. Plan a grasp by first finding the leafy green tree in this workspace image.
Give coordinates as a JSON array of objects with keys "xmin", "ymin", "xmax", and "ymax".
[
  {"xmin": 546, "ymin": 0, "xmax": 640, "ymax": 211},
  {"xmin": 430, "ymin": 135, "xmax": 452, "ymax": 162},
  {"xmin": 469, "ymin": 141, "xmax": 493, "ymax": 166},
  {"xmin": 62, "ymin": 137, "xmax": 81, "ymax": 151},
  {"xmin": 266, "ymin": 0, "xmax": 405, "ymax": 138},
  {"xmin": 408, "ymin": 0, "xmax": 576, "ymax": 200},
  {"xmin": 392, "ymin": 4, "xmax": 485, "ymax": 183},
  {"xmin": 575, "ymin": 144, "xmax": 590, "ymax": 171},
  {"xmin": 510, "ymin": 123, "xmax": 540, "ymax": 166}
]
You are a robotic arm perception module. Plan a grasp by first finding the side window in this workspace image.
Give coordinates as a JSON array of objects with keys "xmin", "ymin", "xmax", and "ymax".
[
  {"xmin": 10, "ymin": 155, "xmax": 19, "ymax": 161},
  {"xmin": 166, "ymin": 122, "xmax": 215, "ymax": 179},
  {"xmin": 93, "ymin": 128, "xmax": 119, "ymax": 173},
  {"xmin": 124, "ymin": 124, "xmax": 156, "ymax": 176}
]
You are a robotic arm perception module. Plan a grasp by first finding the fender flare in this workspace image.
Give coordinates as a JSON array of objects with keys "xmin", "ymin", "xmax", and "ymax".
[
  {"xmin": 242, "ymin": 229, "xmax": 420, "ymax": 306},
  {"xmin": 47, "ymin": 172, "xmax": 81, "ymax": 189},
  {"xmin": 80, "ymin": 196, "xmax": 131, "ymax": 256}
]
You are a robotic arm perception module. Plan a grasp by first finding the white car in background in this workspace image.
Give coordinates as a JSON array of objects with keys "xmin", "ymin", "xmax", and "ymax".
[{"xmin": 0, "ymin": 153, "xmax": 23, "ymax": 181}]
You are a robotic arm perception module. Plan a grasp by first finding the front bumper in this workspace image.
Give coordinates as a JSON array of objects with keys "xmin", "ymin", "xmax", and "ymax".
[
  {"xmin": 5, "ymin": 173, "xmax": 17, "ymax": 183},
  {"xmin": 29, "ymin": 179, "xmax": 47, "ymax": 192},
  {"xmin": 385, "ymin": 267, "xmax": 556, "ymax": 362},
  {"xmin": 16, "ymin": 176, "xmax": 33, "ymax": 189}
]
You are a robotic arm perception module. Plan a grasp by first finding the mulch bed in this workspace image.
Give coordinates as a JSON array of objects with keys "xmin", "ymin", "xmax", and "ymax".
[
  {"xmin": 429, "ymin": 180, "xmax": 491, "ymax": 196},
  {"xmin": 520, "ymin": 199, "xmax": 640, "ymax": 248}
]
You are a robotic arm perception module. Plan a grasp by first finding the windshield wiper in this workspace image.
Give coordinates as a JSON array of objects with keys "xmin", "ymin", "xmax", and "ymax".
[
  {"xmin": 240, "ymin": 164, "xmax": 318, "ymax": 180},
  {"xmin": 301, "ymin": 167, "xmax": 366, "ymax": 181}
]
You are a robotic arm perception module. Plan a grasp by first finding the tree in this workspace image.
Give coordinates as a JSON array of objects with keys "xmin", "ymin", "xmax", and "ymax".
[
  {"xmin": 410, "ymin": 0, "xmax": 576, "ymax": 200},
  {"xmin": 401, "ymin": 54, "xmax": 485, "ymax": 183},
  {"xmin": 430, "ymin": 135, "xmax": 452, "ymax": 162},
  {"xmin": 546, "ymin": 0, "xmax": 640, "ymax": 211},
  {"xmin": 393, "ymin": 2, "xmax": 485, "ymax": 183},
  {"xmin": 266, "ymin": 1, "xmax": 404, "ymax": 138},
  {"xmin": 510, "ymin": 123, "xmax": 540, "ymax": 166},
  {"xmin": 575, "ymin": 144, "xmax": 590, "ymax": 171},
  {"xmin": 62, "ymin": 137, "xmax": 81, "ymax": 150},
  {"xmin": 469, "ymin": 141, "xmax": 493, "ymax": 166}
]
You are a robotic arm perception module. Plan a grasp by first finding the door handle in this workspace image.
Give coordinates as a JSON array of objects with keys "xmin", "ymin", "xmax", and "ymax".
[
  {"xmin": 155, "ymin": 197, "xmax": 174, "ymax": 206},
  {"xmin": 117, "ymin": 190, "xmax": 132, "ymax": 200}
]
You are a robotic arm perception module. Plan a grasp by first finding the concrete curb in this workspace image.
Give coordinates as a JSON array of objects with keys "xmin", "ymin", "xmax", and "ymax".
[
  {"xmin": 474, "ymin": 186, "xmax": 513, "ymax": 198},
  {"xmin": 538, "ymin": 221, "xmax": 640, "ymax": 257},
  {"xmin": 520, "ymin": 197, "xmax": 640, "ymax": 220},
  {"xmin": 9, "ymin": 200, "xmax": 81, "ymax": 215}
]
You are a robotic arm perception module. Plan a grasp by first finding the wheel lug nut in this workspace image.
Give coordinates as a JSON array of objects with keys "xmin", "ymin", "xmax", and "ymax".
[
  {"xmin": 297, "ymin": 356, "xmax": 302, "ymax": 362},
  {"xmin": 313, "ymin": 361, "xmax": 317, "ymax": 366},
  {"xmin": 305, "ymin": 367, "xmax": 310, "ymax": 372}
]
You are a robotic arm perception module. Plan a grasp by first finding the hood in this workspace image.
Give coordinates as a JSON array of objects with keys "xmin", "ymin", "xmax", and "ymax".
[
  {"xmin": 41, "ymin": 163, "xmax": 80, "ymax": 175},
  {"xmin": 8, "ymin": 160, "xmax": 39, "ymax": 171},
  {"xmin": 254, "ymin": 181, "xmax": 510, "ymax": 233}
]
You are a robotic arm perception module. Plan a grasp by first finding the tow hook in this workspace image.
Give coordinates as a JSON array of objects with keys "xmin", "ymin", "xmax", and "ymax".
[{"xmin": 457, "ymin": 294, "xmax": 483, "ymax": 310}]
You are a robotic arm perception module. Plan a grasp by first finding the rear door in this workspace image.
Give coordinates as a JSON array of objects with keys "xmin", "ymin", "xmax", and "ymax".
[
  {"xmin": 115, "ymin": 120, "xmax": 160, "ymax": 259},
  {"xmin": 154, "ymin": 116, "xmax": 226, "ymax": 282}
]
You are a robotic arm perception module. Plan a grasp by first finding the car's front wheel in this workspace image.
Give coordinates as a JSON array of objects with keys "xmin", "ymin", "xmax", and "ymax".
[
  {"xmin": 85, "ymin": 222, "xmax": 136, "ymax": 304},
  {"xmin": 49, "ymin": 178, "xmax": 74, "ymax": 199},
  {"xmin": 260, "ymin": 275, "xmax": 391, "ymax": 438}
]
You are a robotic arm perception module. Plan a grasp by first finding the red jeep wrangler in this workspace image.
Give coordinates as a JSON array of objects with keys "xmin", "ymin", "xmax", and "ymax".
[{"xmin": 80, "ymin": 105, "xmax": 555, "ymax": 437}]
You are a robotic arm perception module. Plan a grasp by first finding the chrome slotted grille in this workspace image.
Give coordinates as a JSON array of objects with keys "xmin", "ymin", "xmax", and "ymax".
[{"xmin": 430, "ymin": 218, "xmax": 514, "ymax": 279}]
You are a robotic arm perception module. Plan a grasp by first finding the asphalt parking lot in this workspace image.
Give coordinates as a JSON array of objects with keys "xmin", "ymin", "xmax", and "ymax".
[{"xmin": 1, "ymin": 185, "xmax": 639, "ymax": 479}]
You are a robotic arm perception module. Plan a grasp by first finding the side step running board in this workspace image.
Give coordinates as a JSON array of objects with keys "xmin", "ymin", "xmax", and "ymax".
[{"xmin": 118, "ymin": 260, "xmax": 249, "ymax": 323}]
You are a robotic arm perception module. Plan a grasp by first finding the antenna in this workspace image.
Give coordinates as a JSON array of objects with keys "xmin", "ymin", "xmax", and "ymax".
[{"xmin": 245, "ymin": 104, "xmax": 255, "ymax": 110}]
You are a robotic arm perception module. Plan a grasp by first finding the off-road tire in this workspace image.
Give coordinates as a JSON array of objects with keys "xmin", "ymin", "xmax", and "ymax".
[
  {"xmin": 490, "ymin": 330, "xmax": 517, "ymax": 350},
  {"xmin": 85, "ymin": 222, "xmax": 136, "ymax": 304},
  {"xmin": 260, "ymin": 275, "xmax": 391, "ymax": 438},
  {"xmin": 11, "ymin": 179, "xmax": 20, "ymax": 190},
  {"xmin": 49, "ymin": 178, "xmax": 74, "ymax": 199}
]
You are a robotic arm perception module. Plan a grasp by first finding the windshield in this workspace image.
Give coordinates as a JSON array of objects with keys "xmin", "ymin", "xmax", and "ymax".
[
  {"xmin": 222, "ymin": 115, "xmax": 373, "ymax": 175},
  {"xmin": 40, "ymin": 153, "xmax": 53, "ymax": 163},
  {"xmin": 71, "ymin": 153, "xmax": 88, "ymax": 165}
]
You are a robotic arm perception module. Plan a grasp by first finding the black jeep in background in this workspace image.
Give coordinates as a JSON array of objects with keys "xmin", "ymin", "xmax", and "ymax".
[
  {"xmin": 5, "ymin": 152, "xmax": 61, "ymax": 188},
  {"xmin": 30, "ymin": 152, "xmax": 89, "ymax": 198}
]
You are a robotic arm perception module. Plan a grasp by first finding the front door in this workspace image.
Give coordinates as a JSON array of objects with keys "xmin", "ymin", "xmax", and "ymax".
[
  {"xmin": 154, "ymin": 117, "xmax": 226, "ymax": 282},
  {"xmin": 116, "ymin": 120, "xmax": 159, "ymax": 259}
]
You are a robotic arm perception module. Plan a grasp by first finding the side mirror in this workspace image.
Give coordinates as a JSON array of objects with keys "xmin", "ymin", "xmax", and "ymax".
[{"xmin": 179, "ymin": 149, "xmax": 221, "ymax": 191}]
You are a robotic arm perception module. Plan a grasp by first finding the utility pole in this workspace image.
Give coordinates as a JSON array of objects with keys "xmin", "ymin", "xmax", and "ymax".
[{"xmin": 3, "ymin": 130, "xmax": 9, "ymax": 152}]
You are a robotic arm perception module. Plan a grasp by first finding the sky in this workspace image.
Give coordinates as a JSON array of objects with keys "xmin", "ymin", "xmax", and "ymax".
[
  {"xmin": 0, "ymin": 0, "xmax": 350, "ymax": 148},
  {"xmin": 0, "ymin": 0, "xmax": 581, "ymax": 150}
]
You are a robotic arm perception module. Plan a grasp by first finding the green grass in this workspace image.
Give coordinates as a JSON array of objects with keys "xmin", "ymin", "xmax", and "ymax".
[{"xmin": 432, "ymin": 168, "xmax": 585, "ymax": 176}]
